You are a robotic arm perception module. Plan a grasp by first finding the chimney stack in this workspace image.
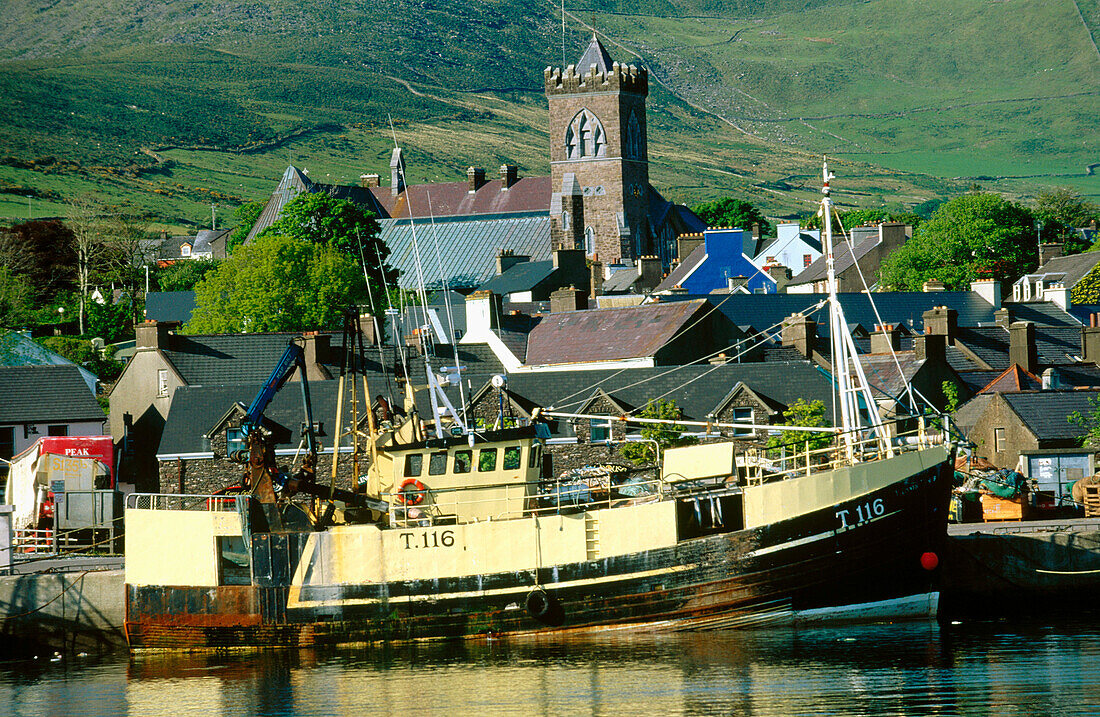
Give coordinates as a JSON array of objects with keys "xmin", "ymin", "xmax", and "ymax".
[
  {"xmin": 922, "ymin": 306, "xmax": 958, "ymax": 343},
  {"xmin": 922, "ymin": 279, "xmax": 946, "ymax": 292},
  {"xmin": 496, "ymin": 249, "xmax": 529, "ymax": 276},
  {"xmin": 1009, "ymin": 321, "xmax": 1038, "ymax": 374},
  {"xmin": 550, "ymin": 286, "xmax": 588, "ymax": 313},
  {"xmin": 1039, "ymin": 242, "xmax": 1063, "ymax": 266},
  {"xmin": 871, "ymin": 324, "xmax": 901, "ymax": 354},
  {"xmin": 995, "ymin": 308, "xmax": 1013, "ymax": 330},
  {"xmin": 971, "ymin": 278, "xmax": 1001, "ymax": 309},
  {"xmin": 358, "ymin": 313, "xmax": 378, "ymax": 346},
  {"xmin": 1082, "ymin": 316, "xmax": 1100, "ymax": 367},
  {"xmin": 782, "ymin": 313, "xmax": 817, "ymax": 359},
  {"xmin": 360, "ymin": 174, "xmax": 381, "ymax": 188},
  {"xmin": 637, "ymin": 255, "xmax": 663, "ymax": 291},
  {"xmin": 467, "ymin": 166, "xmax": 486, "ymax": 193},
  {"xmin": 590, "ymin": 258, "xmax": 604, "ymax": 297},
  {"xmin": 500, "ymin": 164, "xmax": 519, "ymax": 189},
  {"xmin": 914, "ymin": 334, "xmax": 946, "ymax": 364},
  {"xmin": 390, "ymin": 147, "xmax": 405, "ymax": 197},
  {"xmin": 135, "ymin": 320, "xmax": 171, "ymax": 350}
]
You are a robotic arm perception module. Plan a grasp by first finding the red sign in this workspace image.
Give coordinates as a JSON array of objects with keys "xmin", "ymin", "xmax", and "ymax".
[{"xmin": 38, "ymin": 436, "xmax": 115, "ymax": 487}]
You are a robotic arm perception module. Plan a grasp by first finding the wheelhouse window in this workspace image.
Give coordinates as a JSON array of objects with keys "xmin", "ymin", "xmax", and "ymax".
[
  {"xmin": 217, "ymin": 535, "xmax": 250, "ymax": 586},
  {"xmin": 503, "ymin": 446, "xmax": 521, "ymax": 471},
  {"xmin": 404, "ymin": 453, "xmax": 423, "ymax": 477},
  {"xmin": 454, "ymin": 450, "xmax": 472, "ymax": 474},
  {"xmin": 528, "ymin": 443, "xmax": 541, "ymax": 468},
  {"xmin": 478, "ymin": 448, "xmax": 497, "ymax": 472},
  {"xmin": 428, "ymin": 451, "xmax": 448, "ymax": 476}
]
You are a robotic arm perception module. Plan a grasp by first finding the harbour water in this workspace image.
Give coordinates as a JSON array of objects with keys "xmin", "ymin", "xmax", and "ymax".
[{"xmin": 2, "ymin": 619, "xmax": 1098, "ymax": 716}]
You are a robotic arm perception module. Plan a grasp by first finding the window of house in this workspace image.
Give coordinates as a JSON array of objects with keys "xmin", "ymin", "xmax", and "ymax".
[
  {"xmin": 590, "ymin": 418, "xmax": 611, "ymax": 443},
  {"xmin": 157, "ymin": 369, "xmax": 169, "ymax": 397},
  {"xmin": 428, "ymin": 451, "xmax": 448, "ymax": 476},
  {"xmin": 731, "ymin": 407, "xmax": 754, "ymax": 437},
  {"xmin": 503, "ymin": 446, "xmax": 522, "ymax": 471},
  {"xmin": 226, "ymin": 428, "xmax": 245, "ymax": 457},
  {"xmin": 454, "ymin": 450, "xmax": 472, "ymax": 474},
  {"xmin": 478, "ymin": 448, "xmax": 497, "ymax": 472},
  {"xmin": 804, "ymin": 254, "xmax": 812, "ymax": 268},
  {"xmin": 404, "ymin": 453, "xmax": 423, "ymax": 477},
  {"xmin": 180, "ymin": 243, "xmax": 192, "ymax": 257},
  {"xmin": 47, "ymin": 425, "xmax": 68, "ymax": 437},
  {"xmin": 994, "ymin": 428, "xmax": 1006, "ymax": 453}
]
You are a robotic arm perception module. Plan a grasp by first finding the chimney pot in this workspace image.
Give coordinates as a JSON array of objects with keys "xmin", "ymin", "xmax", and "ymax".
[
  {"xmin": 467, "ymin": 166, "xmax": 486, "ymax": 193},
  {"xmin": 500, "ymin": 164, "xmax": 518, "ymax": 189}
]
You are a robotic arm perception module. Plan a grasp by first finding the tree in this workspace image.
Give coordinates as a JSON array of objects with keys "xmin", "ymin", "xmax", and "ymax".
[
  {"xmin": 261, "ymin": 191, "xmax": 395, "ymax": 314},
  {"xmin": 802, "ymin": 208, "xmax": 922, "ymax": 233},
  {"xmin": 766, "ymin": 399, "xmax": 832, "ymax": 467},
  {"xmin": 227, "ymin": 200, "xmax": 264, "ymax": 253},
  {"xmin": 878, "ymin": 192, "xmax": 1036, "ymax": 291},
  {"xmin": 0, "ymin": 219, "xmax": 77, "ymax": 303},
  {"xmin": 691, "ymin": 197, "xmax": 772, "ymax": 236},
  {"xmin": 619, "ymin": 399, "xmax": 697, "ymax": 465},
  {"xmin": 186, "ymin": 234, "xmax": 368, "ymax": 333},
  {"xmin": 1034, "ymin": 187, "xmax": 1098, "ymax": 254},
  {"xmin": 1068, "ymin": 398, "xmax": 1100, "ymax": 448},
  {"xmin": 0, "ymin": 266, "xmax": 35, "ymax": 329},
  {"xmin": 155, "ymin": 259, "xmax": 220, "ymax": 292},
  {"xmin": 67, "ymin": 196, "xmax": 111, "ymax": 335}
]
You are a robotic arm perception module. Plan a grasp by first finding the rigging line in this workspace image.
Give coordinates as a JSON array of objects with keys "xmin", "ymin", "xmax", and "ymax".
[
  {"xmin": 833, "ymin": 207, "xmax": 920, "ymax": 414},
  {"xmin": 387, "ymin": 117, "xmax": 432, "ymax": 348},
  {"xmin": 355, "ymin": 227, "xmax": 396, "ymax": 405},
  {"xmin": 426, "ymin": 190, "xmax": 469, "ymax": 430},
  {"xmin": 373, "ymin": 240, "xmax": 407, "ymax": 402}
]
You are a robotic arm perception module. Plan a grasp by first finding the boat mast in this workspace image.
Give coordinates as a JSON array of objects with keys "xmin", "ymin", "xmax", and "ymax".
[{"xmin": 820, "ymin": 159, "xmax": 892, "ymax": 459}]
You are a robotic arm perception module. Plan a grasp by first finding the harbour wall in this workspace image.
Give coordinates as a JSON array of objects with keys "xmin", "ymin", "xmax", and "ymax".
[{"xmin": 0, "ymin": 569, "xmax": 125, "ymax": 656}]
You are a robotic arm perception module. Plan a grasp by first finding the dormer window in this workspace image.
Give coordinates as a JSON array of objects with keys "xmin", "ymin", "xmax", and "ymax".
[{"xmin": 180, "ymin": 243, "xmax": 192, "ymax": 257}]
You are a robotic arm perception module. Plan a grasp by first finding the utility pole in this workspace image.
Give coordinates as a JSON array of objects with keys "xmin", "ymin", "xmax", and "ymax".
[
  {"xmin": 211, "ymin": 203, "xmax": 217, "ymax": 231},
  {"xmin": 1036, "ymin": 220, "xmax": 1044, "ymax": 266}
]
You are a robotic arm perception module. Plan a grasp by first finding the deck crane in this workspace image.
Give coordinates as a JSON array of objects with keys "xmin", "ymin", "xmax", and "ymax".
[{"xmin": 231, "ymin": 337, "xmax": 388, "ymax": 531}]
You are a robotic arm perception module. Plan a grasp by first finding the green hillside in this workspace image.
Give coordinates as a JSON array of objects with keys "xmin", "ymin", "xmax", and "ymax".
[{"xmin": 0, "ymin": 0, "xmax": 1094, "ymax": 227}]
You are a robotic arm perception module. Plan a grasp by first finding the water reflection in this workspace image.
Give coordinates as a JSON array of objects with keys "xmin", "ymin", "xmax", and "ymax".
[{"xmin": 3, "ymin": 621, "xmax": 1099, "ymax": 716}]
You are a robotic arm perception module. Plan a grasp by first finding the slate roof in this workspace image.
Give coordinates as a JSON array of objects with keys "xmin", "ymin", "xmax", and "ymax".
[
  {"xmin": 0, "ymin": 365, "xmax": 105, "ymax": 424},
  {"xmin": 659, "ymin": 292, "xmax": 998, "ymax": 337},
  {"xmin": 1052, "ymin": 363, "xmax": 1100, "ymax": 388},
  {"xmin": 161, "ymin": 333, "xmax": 338, "ymax": 386},
  {"xmin": 0, "ymin": 331, "xmax": 98, "ymax": 392},
  {"xmin": 956, "ymin": 370, "xmax": 1002, "ymax": 394},
  {"xmin": 577, "ymin": 35, "xmax": 614, "ymax": 74},
  {"xmin": 1025, "ymin": 253, "xmax": 1100, "ymax": 289},
  {"xmin": 977, "ymin": 365, "xmax": 1042, "ymax": 394},
  {"xmin": 524, "ymin": 300, "xmax": 708, "ymax": 366},
  {"xmin": 144, "ymin": 291, "xmax": 196, "ymax": 324},
  {"xmin": 789, "ymin": 233, "xmax": 878, "ymax": 285},
  {"xmin": 656, "ymin": 244, "xmax": 705, "ymax": 292},
  {"xmin": 856, "ymin": 353, "xmax": 925, "ymax": 402},
  {"xmin": 247, "ymin": 166, "xmax": 388, "ymax": 243},
  {"xmin": 479, "ymin": 260, "xmax": 554, "ymax": 296},
  {"xmin": 1003, "ymin": 301, "xmax": 1082, "ymax": 327},
  {"xmin": 601, "ymin": 267, "xmax": 643, "ymax": 293},
  {"xmin": 502, "ymin": 361, "xmax": 834, "ymax": 422},
  {"xmin": 380, "ymin": 213, "xmax": 551, "ymax": 290},
  {"xmin": 1002, "ymin": 389, "xmax": 1100, "ymax": 442},
  {"xmin": 955, "ymin": 325, "xmax": 1084, "ymax": 370},
  {"xmin": 369, "ymin": 176, "xmax": 552, "ymax": 220}
]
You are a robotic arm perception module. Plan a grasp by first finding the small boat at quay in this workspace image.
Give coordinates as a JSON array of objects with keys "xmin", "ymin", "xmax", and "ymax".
[{"xmin": 123, "ymin": 162, "xmax": 955, "ymax": 650}]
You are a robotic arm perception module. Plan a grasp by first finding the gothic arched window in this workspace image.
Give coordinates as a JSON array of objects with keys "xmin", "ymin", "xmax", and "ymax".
[
  {"xmin": 625, "ymin": 111, "xmax": 643, "ymax": 159},
  {"xmin": 584, "ymin": 226, "xmax": 596, "ymax": 255},
  {"xmin": 565, "ymin": 109, "xmax": 606, "ymax": 159}
]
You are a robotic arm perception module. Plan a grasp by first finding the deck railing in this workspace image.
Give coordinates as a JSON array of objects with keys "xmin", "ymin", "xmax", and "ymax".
[{"xmin": 126, "ymin": 493, "xmax": 244, "ymax": 512}]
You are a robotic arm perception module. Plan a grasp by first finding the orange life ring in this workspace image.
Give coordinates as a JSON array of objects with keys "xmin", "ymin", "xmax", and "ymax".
[{"xmin": 398, "ymin": 478, "xmax": 427, "ymax": 506}]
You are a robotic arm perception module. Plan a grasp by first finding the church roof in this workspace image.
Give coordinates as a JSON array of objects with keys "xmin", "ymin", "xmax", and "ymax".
[{"xmin": 577, "ymin": 35, "xmax": 614, "ymax": 74}]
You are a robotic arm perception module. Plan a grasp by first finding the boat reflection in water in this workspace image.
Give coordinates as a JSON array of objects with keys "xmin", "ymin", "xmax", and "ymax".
[{"xmin": 8, "ymin": 622, "xmax": 1096, "ymax": 716}]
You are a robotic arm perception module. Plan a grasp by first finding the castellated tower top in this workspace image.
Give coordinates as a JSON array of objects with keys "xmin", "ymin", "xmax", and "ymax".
[{"xmin": 544, "ymin": 35, "xmax": 648, "ymax": 96}]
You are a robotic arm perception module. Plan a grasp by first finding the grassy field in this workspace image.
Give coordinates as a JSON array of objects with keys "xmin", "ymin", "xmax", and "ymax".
[{"xmin": 0, "ymin": 0, "xmax": 1094, "ymax": 227}]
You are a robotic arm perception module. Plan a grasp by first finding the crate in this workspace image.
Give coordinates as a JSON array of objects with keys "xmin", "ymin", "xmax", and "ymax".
[
  {"xmin": 1085, "ymin": 485, "xmax": 1100, "ymax": 518},
  {"xmin": 980, "ymin": 493, "xmax": 1026, "ymax": 522}
]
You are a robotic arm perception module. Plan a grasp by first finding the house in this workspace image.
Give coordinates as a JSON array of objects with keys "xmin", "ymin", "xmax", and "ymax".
[
  {"xmin": 954, "ymin": 388, "xmax": 1100, "ymax": 474},
  {"xmin": 787, "ymin": 222, "xmax": 909, "ymax": 293},
  {"xmin": 516, "ymin": 298, "xmax": 742, "ymax": 372},
  {"xmin": 146, "ymin": 229, "xmax": 230, "ymax": 265},
  {"xmin": 1012, "ymin": 249, "xmax": 1100, "ymax": 309},
  {"xmin": 0, "ymin": 330, "xmax": 98, "ymax": 393},
  {"xmin": 0, "ymin": 365, "xmax": 107, "ymax": 474},
  {"xmin": 655, "ymin": 228, "xmax": 778, "ymax": 295},
  {"xmin": 751, "ymin": 222, "xmax": 822, "ymax": 278},
  {"xmin": 478, "ymin": 249, "xmax": 590, "ymax": 303},
  {"xmin": 108, "ymin": 322, "xmax": 339, "ymax": 489},
  {"xmin": 244, "ymin": 36, "xmax": 704, "ymax": 290}
]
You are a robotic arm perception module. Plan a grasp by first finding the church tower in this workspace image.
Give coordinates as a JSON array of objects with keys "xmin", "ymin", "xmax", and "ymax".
[{"xmin": 545, "ymin": 35, "xmax": 650, "ymax": 265}]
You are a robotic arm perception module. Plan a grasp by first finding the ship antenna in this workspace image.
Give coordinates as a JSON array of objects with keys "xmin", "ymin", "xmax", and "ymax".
[{"xmin": 820, "ymin": 158, "xmax": 892, "ymax": 460}]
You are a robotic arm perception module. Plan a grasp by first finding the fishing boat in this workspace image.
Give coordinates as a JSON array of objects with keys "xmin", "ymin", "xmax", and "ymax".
[{"xmin": 122, "ymin": 162, "xmax": 956, "ymax": 650}]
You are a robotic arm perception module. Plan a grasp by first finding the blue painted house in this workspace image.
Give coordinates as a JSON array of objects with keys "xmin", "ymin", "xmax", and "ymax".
[{"xmin": 656, "ymin": 229, "xmax": 777, "ymax": 294}]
